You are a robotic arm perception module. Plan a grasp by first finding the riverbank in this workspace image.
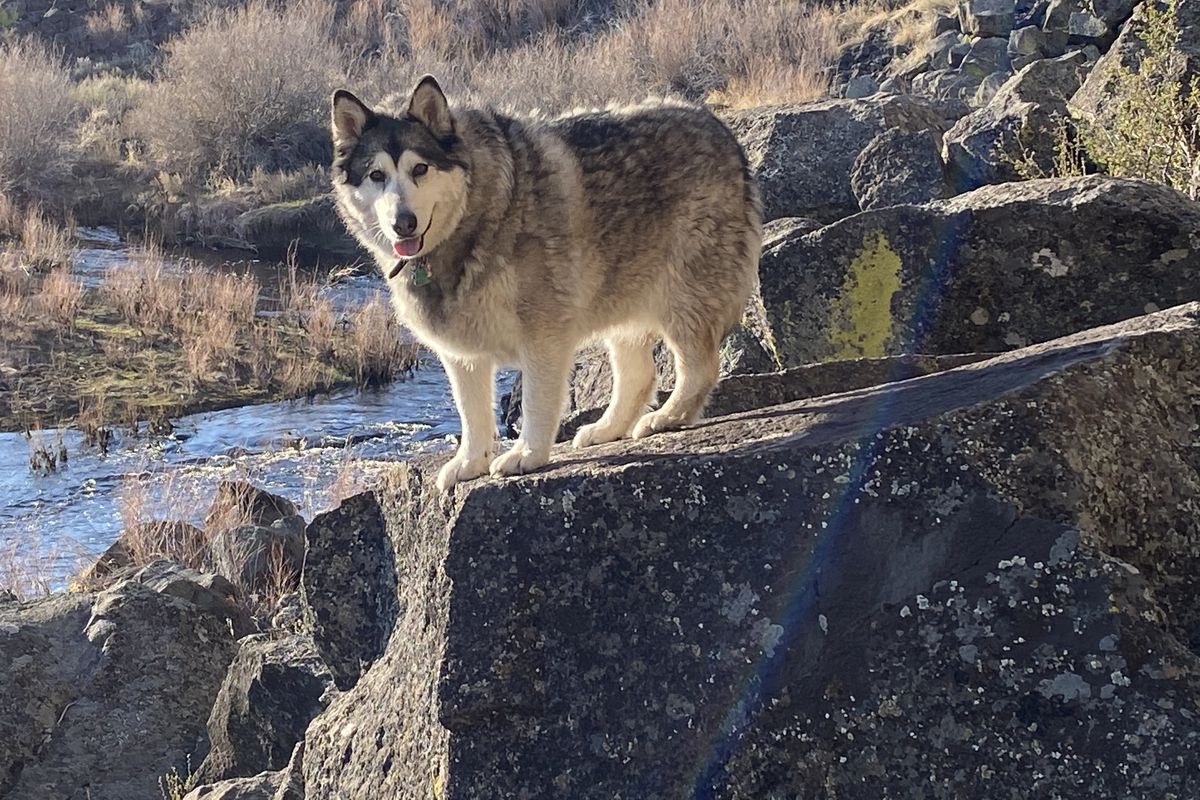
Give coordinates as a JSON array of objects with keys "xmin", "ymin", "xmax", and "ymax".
[{"xmin": 0, "ymin": 225, "xmax": 417, "ymax": 436}]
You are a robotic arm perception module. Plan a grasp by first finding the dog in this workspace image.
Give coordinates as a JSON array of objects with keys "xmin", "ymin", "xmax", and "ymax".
[{"xmin": 330, "ymin": 76, "xmax": 761, "ymax": 491}]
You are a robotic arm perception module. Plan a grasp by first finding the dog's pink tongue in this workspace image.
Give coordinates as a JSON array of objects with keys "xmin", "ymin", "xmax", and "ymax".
[{"xmin": 393, "ymin": 237, "xmax": 422, "ymax": 257}]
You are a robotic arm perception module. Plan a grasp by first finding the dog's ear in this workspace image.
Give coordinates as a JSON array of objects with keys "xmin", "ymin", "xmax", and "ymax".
[
  {"xmin": 332, "ymin": 90, "xmax": 373, "ymax": 147},
  {"xmin": 407, "ymin": 75, "xmax": 453, "ymax": 137}
]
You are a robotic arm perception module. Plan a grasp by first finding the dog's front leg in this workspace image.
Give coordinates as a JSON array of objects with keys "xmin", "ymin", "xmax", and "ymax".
[
  {"xmin": 436, "ymin": 354, "xmax": 497, "ymax": 492},
  {"xmin": 490, "ymin": 344, "xmax": 572, "ymax": 478}
]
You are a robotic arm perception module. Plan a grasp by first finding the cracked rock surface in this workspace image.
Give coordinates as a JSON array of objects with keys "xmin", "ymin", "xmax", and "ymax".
[{"xmin": 299, "ymin": 303, "xmax": 1200, "ymax": 799}]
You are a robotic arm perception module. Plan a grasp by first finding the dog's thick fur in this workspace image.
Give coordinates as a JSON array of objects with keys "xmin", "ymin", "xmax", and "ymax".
[{"xmin": 331, "ymin": 77, "xmax": 761, "ymax": 491}]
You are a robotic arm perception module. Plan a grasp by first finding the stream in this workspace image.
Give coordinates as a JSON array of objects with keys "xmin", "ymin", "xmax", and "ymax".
[{"xmin": 0, "ymin": 228, "xmax": 493, "ymax": 584}]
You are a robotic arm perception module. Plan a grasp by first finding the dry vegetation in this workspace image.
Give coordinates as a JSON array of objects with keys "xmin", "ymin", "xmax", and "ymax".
[
  {"xmin": 0, "ymin": 209, "xmax": 418, "ymax": 434},
  {"xmin": 0, "ymin": 0, "xmax": 853, "ymax": 240}
]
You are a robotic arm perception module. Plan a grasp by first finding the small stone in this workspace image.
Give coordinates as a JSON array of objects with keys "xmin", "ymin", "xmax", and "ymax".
[{"xmin": 958, "ymin": 0, "xmax": 1017, "ymax": 36}]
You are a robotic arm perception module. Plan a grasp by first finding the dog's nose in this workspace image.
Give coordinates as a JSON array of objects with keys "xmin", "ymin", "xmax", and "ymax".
[{"xmin": 394, "ymin": 212, "xmax": 418, "ymax": 237}]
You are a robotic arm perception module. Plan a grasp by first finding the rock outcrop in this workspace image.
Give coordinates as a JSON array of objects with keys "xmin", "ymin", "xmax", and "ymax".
[
  {"xmin": 724, "ymin": 96, "xmax": 952, "ymax": 221},
  {"xmin": 192, "ymin": 636, "xmax": 334, "ymax": 786},
  {"xmin": 754, "ymin": 175, "xmax": 1200, "ymax": 366},
  {"xmin": 0, "ymin": 563, "xmax": 242, "ymax": 800},
  {"xmin": 943, "ymin": 50, "xmax": 1091, "ymax": 188},
  {"xmin": 299, "ymin": 493, "xmax": 396, "ymax": 691},
  {"xmin": 297, "ymin": 302, "xmax": 1200, "ymax": 798},
  {"xmin": 1071, "ymin": 0, "xmax": 1200, "ymax": 122}
]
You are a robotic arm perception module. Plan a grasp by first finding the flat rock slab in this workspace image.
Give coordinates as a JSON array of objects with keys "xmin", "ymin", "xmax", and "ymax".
[
  {"xmin": 756, "ymin": 175, "xmax": 1200, "ymax": 367},
  {"xmin": 300, "ymin": 303, "xmax": 1200, "ymax": 799}
]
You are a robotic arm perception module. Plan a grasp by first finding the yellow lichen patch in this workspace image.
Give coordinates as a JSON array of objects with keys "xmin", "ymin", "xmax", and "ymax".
[{"xmin": 828, "ymin": 229, "xmax": 902, "ymax": 359}]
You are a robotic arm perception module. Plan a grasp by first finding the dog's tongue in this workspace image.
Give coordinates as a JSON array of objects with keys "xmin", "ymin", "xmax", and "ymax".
[{"xmin": 393, "ymin": 237, "xmax": 422, "ymax": 257}]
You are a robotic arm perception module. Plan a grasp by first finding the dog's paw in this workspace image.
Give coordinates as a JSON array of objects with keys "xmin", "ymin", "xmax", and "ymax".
[
  {"xmin": 489, "ymin": 443, "xmax": 549, "ymax": 478},
  {"xmin": 631, "ymin": 409, "xmax": 688, "ymax": 439},
  {"xmin": 436, "ymin": 452, "xmax": 492, "ymax": 493},
  {"xmin": 571, "ymin": 420, "xmax": 628, "ymax": 449}
]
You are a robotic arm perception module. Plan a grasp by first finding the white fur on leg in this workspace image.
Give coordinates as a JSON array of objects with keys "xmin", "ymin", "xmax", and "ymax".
[{"xmin": 437, "ymin": 354, "xmax": 497, "ymax": 492}]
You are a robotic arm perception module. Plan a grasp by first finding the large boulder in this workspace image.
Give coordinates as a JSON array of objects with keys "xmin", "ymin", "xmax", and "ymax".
[
  {"xmin": 943, "ymin": 51, "xmax": 1091, "ymax": 188},
  {"xmin": 1071, "ymin": 0, "xmax": 1200, "ymax": 123},
  {"xmin": 724, "ymin": 95, "xmax": 951, "ymax": 222},
  {"xmin": 300, "ymin": 493, "xmax": 396, "ymax": 691},
  {"xmin": 754, "ymin": 175, "xmax": 1200, "ymax": 367},
  {"xmin": 299, "ymin": 303, "xmax": 1200, "ymax": 798},
  {"xmin": 0, "ymin": 563, "xmax": 241, "ymax": 799},
  {"xmin": 192, "ymin": 635, "xmax": 334, "ymax": 785},
  {"xmin": 851, "ymin": 128, "xmax": 949, "ymax": 210}
]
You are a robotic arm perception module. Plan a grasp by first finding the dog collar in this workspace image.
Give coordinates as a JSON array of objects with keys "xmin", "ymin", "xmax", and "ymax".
[{"xmin": 388, "ymin": 257, "xmax": 431, "ymax": 287}]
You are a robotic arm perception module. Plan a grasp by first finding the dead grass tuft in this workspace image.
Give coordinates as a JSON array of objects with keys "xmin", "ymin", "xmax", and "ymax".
[{"xmin": 0, "ymin": 38, "xmax": 81, "ymax": 201}]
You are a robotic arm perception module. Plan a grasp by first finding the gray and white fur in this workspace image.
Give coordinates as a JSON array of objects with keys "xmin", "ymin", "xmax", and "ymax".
[{"xmin": 331, "ymin": 76, "xmax": 761, "ymax": 491}]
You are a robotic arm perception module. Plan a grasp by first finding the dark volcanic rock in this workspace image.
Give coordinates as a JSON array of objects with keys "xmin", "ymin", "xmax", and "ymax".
[
  {"xmin": 558, "ymin": 353, "xmax": 991, "ymax": 442},
  {"xmin": 193, "ymin": 635, "xmax": 333, "ymax": 785},
  {"xmin": 300, "ymin": 492, "xmax": 396, "ymax": 691},
  {"xmin": 754, "ymin": 175, "xmax": 1200, "ymax": 367},
  {"xmin": 0, "ymin": 563, "xmax": 239, "ymax": 800},
  {"xmin": 185, "ymin": 743, "xmax": 304, "ymax": 800},
  {"xmin": 943, "ymin": 50, "xmax": 1090, "ymax": 188},
  {"xmin": 851, "ymin": 128, "xmax": 948, "ymax": 210},
  {"xmin": 205, "ymin": 481, "xmax": 298, "ymax": 536},
  {"xmin": 725, "ymin": 95, "xmax": 949, "ymax": 222},
  {"xmin": 299, "ymin": 303, "xmax": 1200, "ymax": 798},
  {"xmin": 1071, "ymin": 0, "xmax": 1200, "ymax": 123}
]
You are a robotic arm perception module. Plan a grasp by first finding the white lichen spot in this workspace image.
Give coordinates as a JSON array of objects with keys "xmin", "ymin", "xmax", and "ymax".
[
  {"xmin": 1033, "ymin": 247, "xmax": 1069, "ymax": 277},
  {"xmin": 818, "ymin": 614, "xmax": 829, "ymax": 634},
  {"xmin": 900, "ymin": 605, "xmax": 912, "ymax": 618}
]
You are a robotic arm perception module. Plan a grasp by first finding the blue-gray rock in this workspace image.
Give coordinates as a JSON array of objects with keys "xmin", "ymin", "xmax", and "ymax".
[
  {"xmin": 724, "ymin": 95, "xmax": 949, "ymax": 222},
  {"xmin": 192, "ymin": 635, "xmax": 334, "ymax": 785},
  {"xmin": 961, "ymin": 36, "xmax": 1013, "ymax": 79},
  {"xmin": 755, "ymin": 176, "xmax": 1200, "ymax": 365},
  {"xmin": 298, "ymin": 302, "xmax": 1200, "ymax": 798},
  {"xmin": 0, "ymin": 563, "xmax": 240, "ymax": 799},
  {"xmin": 844, "ymin": 74, "xmax": 880, "ymax": 98},
  {"xmin": 1071, "ymin": 0, "xmax": 1200, "ymax": 123},
  {"xmin": 300, "ymin": 492, "xmax": 396, "ymax": 691},
  {"xmin": 958, "ymin": 0, "xmax": 1017, "ymax": 36},
  {"xmin": 851, "ymin": 128, "xmax": 948, "ymax": 210},
  {"xmin": 1088, "ymin": 0, "xmax": 1133, "ymax": 24},
  {"xmin": 943, "ymin": 51, "xmax": 1091, "ymax": 187}
]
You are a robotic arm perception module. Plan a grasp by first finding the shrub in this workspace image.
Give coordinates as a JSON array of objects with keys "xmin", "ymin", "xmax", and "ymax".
[
  {"xmin": 0, "ymin": 38, "xmax": 81, "ymax": 201},
  {"xmin": 1082, "ymin": 0, "xmax": 1200, "ymax": 199},
  {"xmin": 132, "ymin": 0, "xmax": 345, "ymax": 181}
]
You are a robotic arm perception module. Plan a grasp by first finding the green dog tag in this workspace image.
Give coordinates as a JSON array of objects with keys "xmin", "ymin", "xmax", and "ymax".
[{"xmin": 412, "ymin": 260, "xmax": 431, "ymax": 287}]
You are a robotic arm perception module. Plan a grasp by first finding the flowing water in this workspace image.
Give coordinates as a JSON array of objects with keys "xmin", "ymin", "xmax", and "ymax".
[{"xmin": 0, "ymin": 229, "xmax": 493, "ymax": 584}]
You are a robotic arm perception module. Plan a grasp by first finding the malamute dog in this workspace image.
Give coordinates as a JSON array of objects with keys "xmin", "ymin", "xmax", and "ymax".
[{"xmin": 331, "ymin": 76, "xmax": 761, "ymax": 491}]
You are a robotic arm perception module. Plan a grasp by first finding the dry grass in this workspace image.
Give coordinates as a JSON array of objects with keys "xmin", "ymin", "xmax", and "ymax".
[
  {"xmin": 0, "ymin": 38, "xmax": 81, "ymax": 201},
  {"xmin": 345, "ymin": 295, "xmax": 412, "ymax": 387},
  {"xmin": 132, "ymin": 0, "xmax": 345, "ymax": 181},
  {"xmin": 17, "ymin": 206, "xmax": 74, "ymax": 270},
  {"xmin": 3, "ymin": 235, "xmax": 419, "ymax": 432},
  {"xmin": 351, "ymin": 0, "xmax": 843, "ymax": 110},
  {"xmin": 0, "ymin": 526, "xmax": 88, "ymax": 600},
  {"xmin": 37, "ymin": 267, "xmax": 84, "ymax": 330}
]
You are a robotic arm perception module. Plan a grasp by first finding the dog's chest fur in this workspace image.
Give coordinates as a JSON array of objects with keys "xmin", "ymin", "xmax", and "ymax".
[{"xmin": 385, "ymin": 254, "xmax": 522, "ymax": 363}]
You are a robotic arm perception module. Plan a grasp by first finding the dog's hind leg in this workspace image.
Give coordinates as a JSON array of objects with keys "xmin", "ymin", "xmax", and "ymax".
[
  {"xmin": 436, "ymin": 355, "xmax": 497, "ymax": 492},
  {"xmin": 491, "ymin": 341, "xmax": 573, "ymax": 478},
  {"xmin": 572, "ymin": 332, "xmax": 657, "ymax": 449},
  {"xmin": 632, "ymin": 321, "xmax": 720, "ymax": 439}
]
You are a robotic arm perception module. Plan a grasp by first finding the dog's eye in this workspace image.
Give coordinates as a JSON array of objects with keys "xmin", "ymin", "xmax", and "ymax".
[
  {"xmin": 368, "ymin": 170, "xmax": 386, "ymax": 183},
  {"xmin": 412, "ymin": 163, "xmax": 428, "ymax": 178}
]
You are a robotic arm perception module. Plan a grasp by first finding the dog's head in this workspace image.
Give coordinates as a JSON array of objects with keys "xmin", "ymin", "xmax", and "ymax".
[{"xmin": 330, "ymin": 76, "xmax": 469, "ymax": 267}]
